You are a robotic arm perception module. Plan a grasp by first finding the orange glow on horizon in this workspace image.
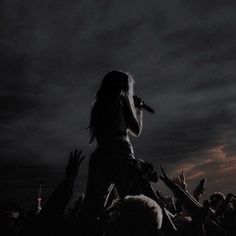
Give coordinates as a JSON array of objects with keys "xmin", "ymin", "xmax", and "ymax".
[{"xmin": 170, "ymin": 144, "xmax": 236, "ymax": 182}]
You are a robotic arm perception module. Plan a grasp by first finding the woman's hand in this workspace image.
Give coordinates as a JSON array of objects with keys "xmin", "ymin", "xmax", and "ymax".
[{"xmin": 133, "ymin": 95, "xmax": 144, "ymax": 109}]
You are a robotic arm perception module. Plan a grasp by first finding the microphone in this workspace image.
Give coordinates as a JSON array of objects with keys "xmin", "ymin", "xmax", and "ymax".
[
  {"xmin": 142, "ymin": 103, "xmax": 155, "ymax": 114},
  {"xmin": 133, "ymin": 95, "xmax": 155, "ymax": 114}
]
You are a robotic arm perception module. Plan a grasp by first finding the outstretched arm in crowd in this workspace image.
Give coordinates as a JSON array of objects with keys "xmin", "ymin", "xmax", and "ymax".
[
  {"xmin": 159, "ymin": 166, "xmax": 204, "ymax": 219},
  {"xmin": 39, "ymin": 149, "xmax": 85, "ymax": 220}
]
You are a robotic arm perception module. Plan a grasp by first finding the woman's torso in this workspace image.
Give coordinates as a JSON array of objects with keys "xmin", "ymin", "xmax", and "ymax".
[{"xmin": 95, "ymin": 99, "xmax": 134, "ymax": 159}]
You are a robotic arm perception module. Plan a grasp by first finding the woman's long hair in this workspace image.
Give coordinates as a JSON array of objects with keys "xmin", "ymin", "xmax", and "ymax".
[{"xmin": 89, "ymin": 70, "xmax": 134, "ymax": 143}]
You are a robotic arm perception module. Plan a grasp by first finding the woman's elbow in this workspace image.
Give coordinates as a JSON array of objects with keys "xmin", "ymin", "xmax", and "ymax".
[{"xmin": 129, "ymin": 124, "xmax": 142, "ymax": 137}]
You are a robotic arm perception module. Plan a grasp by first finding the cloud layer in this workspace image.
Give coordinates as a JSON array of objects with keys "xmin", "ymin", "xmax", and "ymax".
[{"xmin": 1, "ymin": 0, "xmax": 236, "ymax": 207}]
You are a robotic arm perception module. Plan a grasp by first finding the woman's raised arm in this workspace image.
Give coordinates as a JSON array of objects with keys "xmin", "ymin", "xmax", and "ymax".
[{"xmin": 121, "ymin": 94, "xmax": 143, "ymax": 137}]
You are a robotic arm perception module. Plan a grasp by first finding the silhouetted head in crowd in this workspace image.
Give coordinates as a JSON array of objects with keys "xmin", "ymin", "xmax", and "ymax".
[
  {"xmin": 89, "ymin": 70, "xmax": 134, "ymax": 143},
  {"xmin": 105, "ymin": 195, "xmax": 163, "ymax": 236},
  {"xmin": 210, "ymin": 192, "xmax": 225, "ymax": 209}
]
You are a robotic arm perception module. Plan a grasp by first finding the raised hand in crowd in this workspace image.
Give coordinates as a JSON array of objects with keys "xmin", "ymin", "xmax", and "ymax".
[
  {"xmin": 172, "ymin": 171, "xmax": 187, "ymax": 191},
  {"xmin": 193, "ymin": 178, "xmax": 206, "ymax": 202},
  {"xmin": 159, "ymin": 165, "xmax": 179, "ymax": 190},
  {"xmin": 65, "ymin": 149, "xmax": 86, "ymax": 180},
  {"xmin": 39, "ymin": 149, "xmax": 85, "ymax": 220}
]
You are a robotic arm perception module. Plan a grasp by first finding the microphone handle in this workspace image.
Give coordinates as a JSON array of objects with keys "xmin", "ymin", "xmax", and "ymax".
[{"xmin": 141, "ymin": 103, "xmax": 155, "ymax": 114}]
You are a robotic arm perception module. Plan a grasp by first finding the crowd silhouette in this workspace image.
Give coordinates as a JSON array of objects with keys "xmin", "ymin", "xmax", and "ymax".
[
  {"xmin": 1, "ymin": 149, "xmax": 236, "ymax": 236},
  {"xmin": 1, "ymin": 71, "xmax": 235, "ymax": 236}
]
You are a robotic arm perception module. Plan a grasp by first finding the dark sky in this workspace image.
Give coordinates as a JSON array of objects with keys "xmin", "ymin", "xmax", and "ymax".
[{"xmin": 1, "ymin": 0, "xmax": 236, "ymax": 208}]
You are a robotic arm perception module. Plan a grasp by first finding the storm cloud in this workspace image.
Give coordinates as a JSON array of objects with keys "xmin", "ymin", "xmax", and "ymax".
[{"xmin": 1, "ymin": 0, "xmax": 236, "ymax": 207}]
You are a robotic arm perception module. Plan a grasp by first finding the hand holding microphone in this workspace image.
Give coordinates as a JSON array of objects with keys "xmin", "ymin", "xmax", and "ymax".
[
  {"xmin": 133, "ymin": 95, "xmax": 144, "ymax": 109},
  {"xmin": 133, "ymin": 95, "xmax": 155, "ymax": 114}
]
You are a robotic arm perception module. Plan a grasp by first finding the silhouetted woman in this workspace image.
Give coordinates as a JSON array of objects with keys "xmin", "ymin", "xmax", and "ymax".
[{"xmin": 83, "ymin": 70, "xmax": 143, "ymax": 229}]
